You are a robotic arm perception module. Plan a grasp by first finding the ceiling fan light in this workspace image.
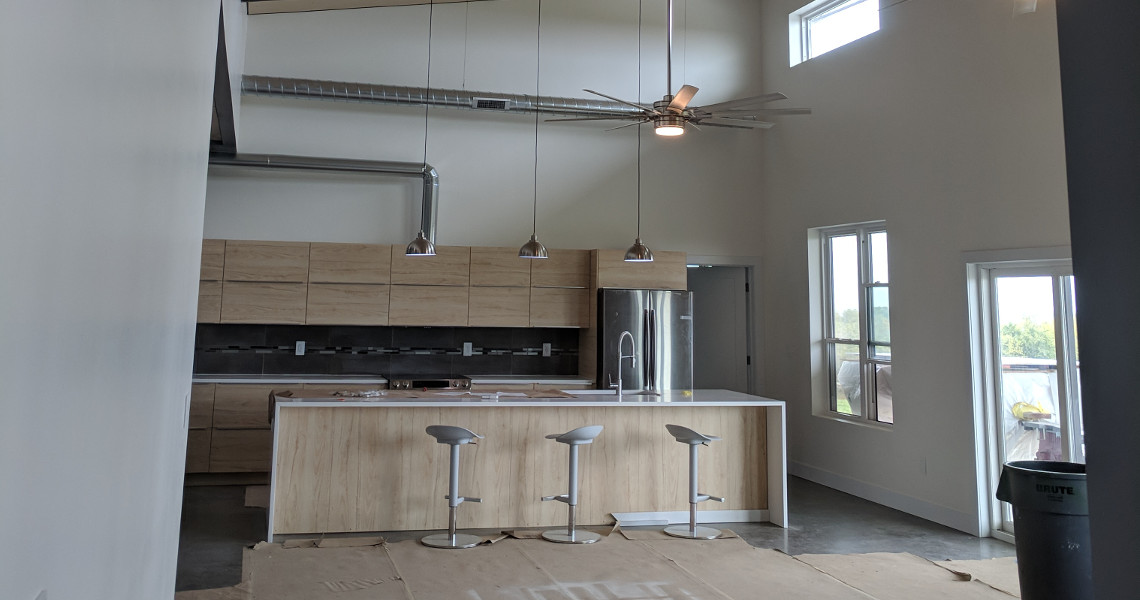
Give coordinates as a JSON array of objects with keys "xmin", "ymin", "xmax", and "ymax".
[
  {"xmin": 624, "ymin": 238, "xmax": 654, "ymax": 262},
  {"xmin": 405, "ymin": 230, "xmax": 436, "ymax": 256},
  {"xmin": 518, "ymin": 233, "xmax": 549, "ymax": 259},
  {"xmin": 654, "ymin": 115, "xmax": 685, "ymax": 136}
]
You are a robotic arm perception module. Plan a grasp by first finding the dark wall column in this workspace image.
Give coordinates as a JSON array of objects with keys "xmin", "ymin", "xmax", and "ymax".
[{"xmin": 1055, "ymin": 1, "xmax": 1140, "ymax": 596}]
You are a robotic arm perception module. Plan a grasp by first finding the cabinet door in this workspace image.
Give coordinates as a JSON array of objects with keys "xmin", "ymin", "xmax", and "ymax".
[
  {"xmin": 189, "ymin": 383, "xmax": 215, "ymax": 429},
  {"xmin": 389, "ymin": 285, "xmax": 469, "ymax": 326},
  {"xmin": 469, "ymin": 286, "xmax": 530, "ymax": 327},
  {"xmin": 186, "ymin": 429, "xmax": 212, "ymax": 473},
  {"xmin": 220, "ymin": 282, "xmax": 307, "ymax": 324},
  {"xmin": 197, "ymin": 281, "xmax": 222, "ymax": 324},
  {"xmin": 306, "ymin": 283, "xmax": 390, "ymax": 325},
  {"xmin": 309, "ymin": 243, "xmax": 392, "ymax": 284},
  {"xmin": 532, "ymin": 248, "xmax": 591, "ymax": 288},
  {"xmin": 223, "ymin": 240, "xmax": 310, "ymax": 282},
  {"xmin": 470, "ymin": 247, "xmax": 531, "ymax": 287},
  {"xmin": 594, "ymin": 249, "xmax": 687, "ymax": 290},
  {"xmin": 390, "ymin": 246, "xmax": 470, "ymax": 286},
  {"xmin": 201, "ymin": 239, "xmax": 226, "ymax": 281},
  {"xmin": 209, "ymin": 429, "xmax": 273, "ymax": 472},
  {"xmin": 212, "ymin": 384, "xmax": 277, "ymax": 429},
  {"xmin": 530, "ymin": 287, "xmax": 589, "ymax": 327}
]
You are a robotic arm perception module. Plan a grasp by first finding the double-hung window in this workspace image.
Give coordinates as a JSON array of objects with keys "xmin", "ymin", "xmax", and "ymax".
[{"xmin": 819, "ymin": 222, "xmax": 892, "ymax": 424}]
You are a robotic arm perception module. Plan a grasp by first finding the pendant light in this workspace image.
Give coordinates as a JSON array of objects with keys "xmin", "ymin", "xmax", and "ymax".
[
  {"xmin": 625, "ymin": 0, "xmax": 654, "ymax": 263},
  {"xmin": 518, "ymin": 0, "xmax": 548, "ymax": 259},
  {"xmin": 407, "ymin": 0, "xmax": 437, "ymax": 257}
]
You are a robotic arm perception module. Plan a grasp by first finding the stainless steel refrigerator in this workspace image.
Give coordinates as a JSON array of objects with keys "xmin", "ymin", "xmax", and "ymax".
[{"xmin": 597, "ymin": 288, "xmax": 694, "ymax": 393}]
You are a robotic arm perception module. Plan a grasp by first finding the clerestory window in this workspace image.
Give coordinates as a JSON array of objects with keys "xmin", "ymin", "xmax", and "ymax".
[{"xmin": 790, "ymin": 0, "xmax": 880, "ymax": 66}]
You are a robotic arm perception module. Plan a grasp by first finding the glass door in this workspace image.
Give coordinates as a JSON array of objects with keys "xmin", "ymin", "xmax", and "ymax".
[{"xmin": 988, "ymin": 270, "xmax": 1083, "ymax": 535}]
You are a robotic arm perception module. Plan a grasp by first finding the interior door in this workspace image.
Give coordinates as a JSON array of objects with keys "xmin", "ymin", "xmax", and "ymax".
[{"xmin": 688, "ymin": 266, "xmax": 751, "ymax": 392}]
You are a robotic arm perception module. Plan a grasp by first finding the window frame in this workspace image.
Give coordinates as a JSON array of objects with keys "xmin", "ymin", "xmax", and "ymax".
[
  {"xmin": 789, "ymin": 0, "xmax": 880, "ymax": 67},
  {"xmin": 818, "ymin": 221, "xmax": 891, "ymax": 424}
]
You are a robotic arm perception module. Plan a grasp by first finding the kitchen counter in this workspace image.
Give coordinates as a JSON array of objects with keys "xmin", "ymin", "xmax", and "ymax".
[
  {"xmin": 468, "ymin": 375, "xmax": 593, "ymax": 386},
  {"xmin": 267, "ymin": 389, "xmax": 787, "ymax": 540},
  {"xmin": 192, "ymin": 374, "xmax": 387, "ymax": 385}
]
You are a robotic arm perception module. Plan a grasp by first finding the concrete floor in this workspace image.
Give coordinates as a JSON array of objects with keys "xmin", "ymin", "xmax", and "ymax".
[{"xmin": 175, "ymin": 475, "xmax": 1015, "ymax": 592}]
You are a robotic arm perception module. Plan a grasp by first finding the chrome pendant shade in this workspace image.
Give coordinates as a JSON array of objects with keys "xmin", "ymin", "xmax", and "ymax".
[
  {"xmin": 519, "ymin": 233, "xmax": 548, "ymax": 259},
  {"xmin": 406, "ymin": 230, "xmax": 436, "ymax": 256},
  {"xmin": 624, "ymin": 237, "xmax": 654, "ymax": 262}
]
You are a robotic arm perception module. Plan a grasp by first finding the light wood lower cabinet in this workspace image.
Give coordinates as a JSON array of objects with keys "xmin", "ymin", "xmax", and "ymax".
[
  {"xmin": 189, "ymin": 383, "xmax": 216, "ymax": 429},
  {"xmin": 210, "ymin": 429, "xmax": 274, "ymax": 473},
  {"xmin": 306, "ymin": 283, "xmax": 389, "ymax": 325},
  {"xmin": 212, "ymin": 384, "xmax": 276, "ymax": 429},
  {"xmin": 220, "ymin": 282, "xmax": 307, "ymax": 324},
  {"xmin": 468, "ymin": 286, "xmax": 530, "ymax": 327},
  {"xmin": 186, "ymin": 429, "xmax": 212, "ymax": 473},
  {"xmin": 388, "ymin": 285, "xmax": 469, "ymax": 326}
]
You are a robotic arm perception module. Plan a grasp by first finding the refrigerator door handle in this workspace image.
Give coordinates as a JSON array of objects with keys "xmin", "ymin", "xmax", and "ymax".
[
  {"xmin": 642, "ymin": 308, "xmax": 651, "ymax": 386},
  {"xmin": 652, "ymin": 307, "xmax": 661, "ymax": 392}
]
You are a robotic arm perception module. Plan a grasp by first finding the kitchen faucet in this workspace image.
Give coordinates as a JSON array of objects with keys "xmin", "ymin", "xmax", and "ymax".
[{"xmin": 610, "ymin": 330, "xmax": 637, "ymax": 398}]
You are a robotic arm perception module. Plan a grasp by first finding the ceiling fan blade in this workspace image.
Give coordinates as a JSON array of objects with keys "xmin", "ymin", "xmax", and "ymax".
[
  {"xmin": 711, "ymin": 107, "xmax": 813, "ymax": 116},
  {"xmin": 701, "ymin": 117, "xmax": 776, "ymax": 130},
  {"xmin": 583, "ymin": 89, "xmax": 654, "ymax": 114},
  {"xmin": 604, "ymin": 119, "xmax": 651, "ymax": 132},
  {"xmin": 695, "ymin": 92, "xmax": 789, "ymax": 113},
  {"xmin": 666, "ymin": 84, "xmax": 699, "ymax": 113}
]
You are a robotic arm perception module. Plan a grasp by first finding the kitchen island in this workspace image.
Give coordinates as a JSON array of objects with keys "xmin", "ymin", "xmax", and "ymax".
[{"xmin": 267, "ymin": 389, "xmax": 786, "ymax": 541}]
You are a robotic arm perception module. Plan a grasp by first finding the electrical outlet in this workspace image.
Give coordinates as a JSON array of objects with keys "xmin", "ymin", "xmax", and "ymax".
[
  {"xmin": 462, "ymin": 342, "xmax": 473, "ymax": 357},
  {"xmin": 295, "ymin": 341, "xmax": 306, "ymax": 356},
  {"xmin": 542, "ymin": 343, "xmax": 552, "ymax": 357}
]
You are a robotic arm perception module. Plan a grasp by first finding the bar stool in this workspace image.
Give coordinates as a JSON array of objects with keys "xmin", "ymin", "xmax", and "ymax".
[
  {"xmin": 541, "ymin": 425, "xmax": 604, "ymax": 544},
  {"xmin": 664, "ymin": 424, "xmax": 725, "ymax": 539},
  {"xmin": 422, "ymin": 425, "xmax": 484, "ymax": 549}
]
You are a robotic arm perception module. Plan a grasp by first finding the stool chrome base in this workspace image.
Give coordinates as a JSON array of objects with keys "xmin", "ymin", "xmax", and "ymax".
[
  {"xmin": 541, "ymin": 529, "xmax": 602, "ymax": 544},
  {"xmin": 421, "ymin": 532, "xmax": 483, "ymax": 549},
  {"xmin": 664, "ymin": 524, "xmax": 722, "ymax": 540}
]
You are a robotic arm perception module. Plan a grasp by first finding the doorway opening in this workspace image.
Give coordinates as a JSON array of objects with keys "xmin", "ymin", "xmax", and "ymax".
[
  {"xmin": 687, "ymin": 264, "xmax": 754, "ymax": 394},
  {"xmin": 969, "ymin": 257, "xmax": 1083, "ymax": 541}
]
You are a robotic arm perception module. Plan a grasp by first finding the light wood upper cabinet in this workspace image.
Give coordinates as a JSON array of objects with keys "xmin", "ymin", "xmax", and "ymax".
[
  {"xmin": 530, "ymin": 287, "xmax": 590, "ymax": 328},
  {"xmin": 390, "ymin": 246, "xmax": 470, "ymax": 286},
  {"xmin": 201, "ymin": 239, "xmax": 225, "ymax": 281},
  {"xmin": 309, "ymin": 243, "xmax": 392, "ymax": 284},
  {"xmin": 223, "ymin": 241, "xmax": 310, "ymax": 283},
  {"xmin": 197, "ymin": 280, "xmax": 222, "ymax": 324},
  {"xmin": 594, "ymin": 249, "xmax": 688, "ymax": 290},
  {"xmin": 469, "ymin": 286, "xmax": 530, "ymax": 327},
  {"xmin": 470, "ymin": 247, "xmax": 531, "ymax": 287},
  {"xmin": 532, "ymin": 249, "xmax": 591, "ymax": 288},
  {"xmin": 189, "ymin": 383, "xmax": 216, "ymax": 429},
  {"xmin": 220, "ymin": 282, "xmax": 307, "ymax": 324},
  {"xmin": 306, "ymin": 283, "xmax": 390, "ymax": 325},
  {"xmin": 389, "ymin": 285, "xmax": 469, "ymax": 326}
]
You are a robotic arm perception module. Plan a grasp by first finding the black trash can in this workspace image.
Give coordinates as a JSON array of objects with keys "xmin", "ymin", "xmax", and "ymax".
[{"xmin": 996, "ymin": 460, "xmax": 1092, "ymax": 600}]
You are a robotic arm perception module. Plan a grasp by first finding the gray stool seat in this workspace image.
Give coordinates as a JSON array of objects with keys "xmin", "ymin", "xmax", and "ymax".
[
  {"xmin": 664, "ymin": 424, "xmax": 724, "ymax": 540},
  {"xmin": 422, "ymin": 425, "xmax": 484, "ymax": 549},
  {"xmin": 545, "ymin": 425, "xmax": 604, "ymax": 445},
  {"xmin": 541, "ymin": 425, "xmax": 604, "ymax": 544}
]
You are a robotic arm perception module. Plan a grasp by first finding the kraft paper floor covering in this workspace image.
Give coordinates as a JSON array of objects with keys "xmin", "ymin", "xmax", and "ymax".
[{"xmin": 175, "ymin": 533, "xmax": 1020, "ymax": 600}]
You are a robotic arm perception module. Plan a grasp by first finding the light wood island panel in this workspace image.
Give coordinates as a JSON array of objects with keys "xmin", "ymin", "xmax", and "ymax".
[{"xmin": 271, "ymin": 404, "xmax": 768, "ymax": 535}]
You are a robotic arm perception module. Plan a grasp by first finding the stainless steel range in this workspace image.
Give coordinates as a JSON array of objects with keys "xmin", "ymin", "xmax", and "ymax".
[{"xmin": 386, "ymin": 374, "xmax": 471, "ymax": 391}]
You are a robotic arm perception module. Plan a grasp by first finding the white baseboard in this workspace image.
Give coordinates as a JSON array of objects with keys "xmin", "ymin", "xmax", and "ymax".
[
  {"xmin": 790, "ymin": 461, "xmax": 982, "ymax": 536},
  {"xmin": 612, "ymin": 509, "xmax": 771, "ymax": 527}
]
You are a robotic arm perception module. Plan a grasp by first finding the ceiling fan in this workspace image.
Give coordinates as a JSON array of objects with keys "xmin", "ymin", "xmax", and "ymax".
[{"xmin": 549, "ymin": 0, "xmax": 810, "ymax": 136}]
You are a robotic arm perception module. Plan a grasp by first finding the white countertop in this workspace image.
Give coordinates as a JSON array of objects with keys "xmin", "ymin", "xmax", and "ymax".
[
  {"xmin": 193, "ymin": 374, "xmax": 387, "ymax": 384},
  {"xmin": 273, "ymin": 389, "xmax": 784, "ymax": 408},
  {"xmin": 468, "ymin": 375, "xmax": 593, "ymax": 385}
]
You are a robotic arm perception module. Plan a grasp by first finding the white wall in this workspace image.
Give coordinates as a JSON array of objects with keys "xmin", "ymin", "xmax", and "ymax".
[
  {"xmin": 0, "ymin": 3, "xmax": 218, "ymax": 600},
  {"xmin": 206, "ymin": 0, "xmax": 767, "ymax": 258},
  {"xmin": 759, "ymin": 0, "xmax": 1070, "ymax": 533}
]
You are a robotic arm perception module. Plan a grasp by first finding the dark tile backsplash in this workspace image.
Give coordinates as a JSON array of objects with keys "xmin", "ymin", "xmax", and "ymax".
[{"xmin": 193, "ymin": 324, "xmax": 580, "ymax": 377}]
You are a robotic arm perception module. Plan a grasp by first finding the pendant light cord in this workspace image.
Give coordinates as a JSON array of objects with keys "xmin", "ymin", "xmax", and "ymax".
[
  {"xmin": 532, "ymin": 0, "xmax": 542, "ymax": 236},
  {"xmin": 636, "ymin": 0, "xmax": 643, "ymax": 239}
]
